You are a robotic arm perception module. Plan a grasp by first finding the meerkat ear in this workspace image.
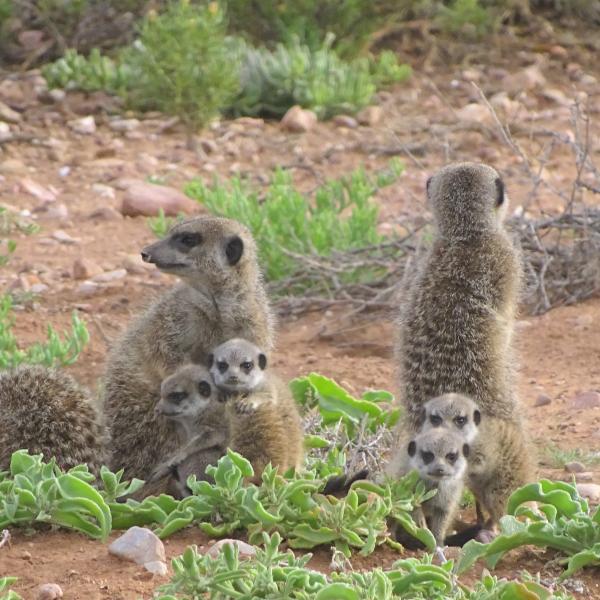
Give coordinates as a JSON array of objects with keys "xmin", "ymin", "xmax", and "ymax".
[
  {"xmin": 407, "ymin": 440, "xmax": 417, "ymax": 457},
  {"xmin": 258, "ymin": 353, "xmax": 267, "ymax": 370},
  {"xmin": 207, "ymin": 353, "xmax": 214, "ymax": 368},
  {"xmin": 463, "ymin": 443, "xmax": 470, "ymax": 458},
  {"xmin": 495, "ymin": 178, "xmax": 504, "ymax": 206},
  {"xmin": 473, "ymin": 409, "xmax": 481, "ymax": 426},
  {"xmin": 225, "ymin": 236, "xmax": 244, "ymax": 266},
  {"xmin": 426, "ymin": 176, "xmax": 433, "ymax": 196}
]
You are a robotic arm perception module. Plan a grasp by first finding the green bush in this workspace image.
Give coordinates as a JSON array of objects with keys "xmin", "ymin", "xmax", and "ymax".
[
  {"xmin": 184, "ymin": 161, "xmax": 403, "ymax": 283},
  {"xmin": 121, "ymin": 0, "xmax": 240, "ymax": 146},
  {"xmin": 436, "ymin": 0, "xmax": 494, "ymax": 37}
]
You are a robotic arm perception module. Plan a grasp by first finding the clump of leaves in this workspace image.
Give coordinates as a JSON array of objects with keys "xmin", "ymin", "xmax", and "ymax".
[
  {"xmin": 147, "ymin": 208, "xmax": 184, "ymax": 239},
  {"xmin": 543, "ymin": 444, "xmax": 600, "ymax": 468},
  {"xmin": 184, "ymin": 160, "xmax": 403, "ymax": 283},
  {"xmin": 0, "ymin": 207, "xmax": 39, "ymax": 267},
  {"xmin": 0, "ymin": 295, "xmax": 89, "ymax": 368},
  {"xmin": 0, "ymin": 577, "xmax": 22, "ymax": 600},
  {"xmin": 456, "ymin": 479, "xmax": 600, "ymax": 578},
  {"xmin": 435, "ymin": 0, "xmax": 493, "ymax": 38},
  {"xmin": 42, "ymin": 48, "xmax": 129, "ymax": 94},
  {"xmin": 0, "ymin": 450, "xmax": 113, "ymax": 540},
  {"xmin": 231, "ymin": 35, "xmax": 405, "ymax": 119},
  {"xmin": 122, "ymin": 0, "xmax": 240, "ymax": 148}
]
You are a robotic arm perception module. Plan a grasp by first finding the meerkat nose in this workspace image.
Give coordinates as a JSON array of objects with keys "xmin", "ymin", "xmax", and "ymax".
[{"xmin": 141, "ymin": 251, "xmax": 152, "ymax": 263}]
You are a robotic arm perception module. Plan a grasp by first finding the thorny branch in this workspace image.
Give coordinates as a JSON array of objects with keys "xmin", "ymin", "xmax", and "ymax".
[{"xmin": 271, "ymin": 98, "xmax": 600, "ymax": 337}]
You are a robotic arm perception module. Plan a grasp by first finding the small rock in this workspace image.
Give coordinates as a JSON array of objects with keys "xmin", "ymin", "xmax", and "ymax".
[
  {"xmin": 30, "ymin": 283, "xmax": 49, "ymax": 294},
  {"xmin": 73, "ymin": 258, "xmax": 103, "ymax": 280},
  {"xmin": 0, "ymin": 158, "xmax": 27, "ymax": 174},
  {"xmin": 357, "ymin": 105, "xmax": 383, "ymax": 126},
  {"xmin": 534, "ymin": 394, "xmax": 552, "ymax": 407},
  {"xmin": 19, "ymin": 178, "xmax": 57, "ymax": 203},
  {"xmin": 36, "ymin": 583, "xmax": 63, "ymax": 600},
  {"xmin": 0, "ymin": 121, "xmax": 10, "ymax": 140},
  {"xmin": 143, "ymin": 560, "xmax": 168, "ymax": 576},
  {"xmin": 48, "ymin": 89, "xmax": 66, "ymax": 103},
  {"xmin": 109, "ymin": 118, "xmax": 140, "ymax": 132},
  {"xmin": 92, "ymin": 268, "xmax": 127, "ymax": 283},
  {"xmin": 542, "ymin": 88, "xmax": 570, "ymax": 106},
  {"xmin": 576, "ymin": 483, "xmax": 600, "ymax": 503},
  {"xmin": 76, "ymin": 281, "xmax": 100, "ymax": 296},
  {"xmin": 122, "ymin": 254, "xmax": 153, "ymax": 274},
  {"xmin": 109, "ymin": 526, "xmax": 166, "ymax": 566},
  {"xmin": 200, "ymin": 138, "xmax": 218, "ymax": 154},
  {"xmin": 68, "ymin": 116, "xmax": 96, "ymax": 135},
  {"xmin": 571, "ymin": 391, "xmax": 600, "ymax": 410},
  {"xmin": 462, "ymin": 68, "xmax": 482, "ymax": 82},
  {"xmin": 88, "ymin": 206, "xmax": 122, "ymax": 221},
  {"xmin": 120, "ymin": 180, "xmax": 198, "ymax": 217},
  {"xmin": 44, "ymin": 203, "xmax": 69, "ymax": 221},
  {"xmin": 52, "ymin": 230, "xmax": 79, "ymax": 245},
  {"xmin": 456, "ymin": 103, "xmax": 492, "ymax": 124},
  {"xmin": 549, "ymin": 45, "xmax": 568, "ymax": 59},
  {"xmin": 0, "ymin": 101, "xmax": 21, "ymax": 123},
  {"xmin": 280, "ymin": 105, "xmax": 318, "ymax": 133},
  {"xmin": 21, "ymin": 550, "xmax": 32, "ymax": 560},
  {"xmin": 581, "ymin": 74, "xmax": 597, "ymax": 86},
  {"xmin": 564, "ymin": 461, "xmax": 586, "ymax": 473},
  {"xmin": 206, "ymin": 539, "xmax": 257, "ymax": 559},
  {"xmin": 576, "ymin": 472, "xmax": 594, "ymax": 482},
  {"xmin": 333, "ymin": 115, "xmax": 359, "ymax": 129},
  {"xmin": 234, "ymin": 117, "xmax": 264, "ymax": 127},
  {"xmin": 18, "ymin": 30, "xmax": 45, "ymax": 51},
  {"xmin": 91, "ymin": 183, "xmax": 116, "ymax": 200},
  {"xmin": 503, "ymin": 64, "xmax": 547, "ymax": 94}
]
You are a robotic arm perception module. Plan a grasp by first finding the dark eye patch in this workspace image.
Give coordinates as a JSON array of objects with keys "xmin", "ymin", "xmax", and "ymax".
[
  {"xmin": 217, "ymin": 361, "xmax": 228, "ymax": 374},
  {"xmin": 197, "ymin": 380, "xmax": 212, "ymax": 398},
  {"xmin": 167, "ymin": 391, "xmax": 187, "ymax": 404},
  {"xmin": 495, "ymin": 177, "xmax": 504, "ymax": 207},
  {"xmin": 421, "ymin": 451, "xmax": 434, "ymax": 465},
  {"xmin": 240, "ymin": 361, "xmax": 253, "ymax": 372},
  {"xmin": 429, "ymin": 414, "xmax": 443, "ymax": 427},
  {"xmin": 173, "ymin": 231, "xmax": 202, "ymax": 251},
  {"xmin": 446, "ymin": 452, "xmax": 458, "ymax": 464},
  {"xmin": 453, "ymin": 415, "xmax": 467, "ymax": 428}
]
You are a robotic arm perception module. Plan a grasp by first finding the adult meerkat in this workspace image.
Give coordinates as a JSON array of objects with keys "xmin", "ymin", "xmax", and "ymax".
[
  {"xmin": 388, "ymin": 429, "xmax": 470, "ymax": 548},
  {"xmin": 0, "ymin": 366, "xmax": 106, "ymax": 473},
  {"xmin": 422, "ymin": 393, "xmax": 535, "ymax": 539},
  {"xmin": 208, "ymin": 338, "xmax": 304, "ymax": 479},
  {"xmin": 396, "ymin": 162, "xmax": 523, "ymax": 428},
  {"xmin": 102, "ymin": 216, "xmax": 274, "ymax": 481}
]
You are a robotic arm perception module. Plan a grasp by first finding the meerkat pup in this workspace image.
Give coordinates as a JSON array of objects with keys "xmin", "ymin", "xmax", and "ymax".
[
  {"xmin": 209, "ymin": 338, "xmax": 304, "ymax": 479},
  {"xmin": 396, "ymin": 162, "xmax": 522, "ymax": 428},
  {"xmin": 389, "ymin": 429, "xmax": 470, "ymax": 548},
  {"xmin": 421, "ymin": 392, "xmax": 535, "ymax": 540},
  {"xmin": 0, "ymin": 366, "xmax": 107, "ymax": 473},
  {"xmin": 102, "ymin": 216, "xmax": 274, "ymax": 482}
]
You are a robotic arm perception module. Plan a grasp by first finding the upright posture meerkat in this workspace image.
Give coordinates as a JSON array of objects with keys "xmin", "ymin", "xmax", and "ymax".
[
  {"xmin": 396, "ymin": 162, "xmax": 522, "ymax": 428},
  {"xmin": 209, "ymin": 338, "xmax": 304, "ymax": 479},
  {"xmin": 0, "ymin": 366, "xmax": 106, "ymax": 473},
  {"xmin": 102, "ymin": 216, "xmax": 274, "ymax": 481},
  {"xmin": 388, "ymin": 429, "xmax": 470, "ymax": 547},
  {"xmin": 393, "ymin": 163, "xmax": 531, "ymax": 534}
]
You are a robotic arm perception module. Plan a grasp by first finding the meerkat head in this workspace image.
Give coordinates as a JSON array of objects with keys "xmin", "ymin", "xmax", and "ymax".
[
  {"xmin": 141, "ymin": 216, "xmax": 258, "ymax": 290},
  {"xmin": 407, "ymin": 429, "xmax": 469, "ymax": 484},
  {"xmin": 421, "ymin": 393, "xmax": 481, "ymax": 444},
  {"xmin": 425, "ymin": 163, "xmax": 508, "ymax": 237},
  {"xmin": 207, "ymin": 338, "xmax": 267, "ymax": 394},
  {"xmin": 156, "ymin": 364, "xmax": 220, "ymax": 422}
]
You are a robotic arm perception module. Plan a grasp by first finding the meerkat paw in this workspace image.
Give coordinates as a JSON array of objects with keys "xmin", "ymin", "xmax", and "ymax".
[{"xmin": 233, "ymin": 400, "xmax": 256, "ymax": 415}]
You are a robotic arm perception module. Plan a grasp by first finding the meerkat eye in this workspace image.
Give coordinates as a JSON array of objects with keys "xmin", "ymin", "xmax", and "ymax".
[
  {"xmin": 197, "ymin": 380, "xmax": 212, "ymax": 398},
  {"xmin": 421, "ymin": 451, "xmax": 434, "ymax": 465},
  {"xmin": 429, "ymin": 415, "xmax": 443, "ymax": 427},
  {"xmin": 446, "ymin": 452, "xmax": 458, "ymax": 465},
  {"xmin": 174, "ymin": 232, "xmax": 202, "ymax": 251},
  {"xmin": 240, "ymin": 361, "xmax": 253, "ymax": 372},
  {"xmin": 167, "ymin": 391, "xmax": 187, "ymax": 404},
  {"xmin": 453, "ymin": 416, "xmax": 467, "ymax": 427},
  {"xmin": 217, "ymin": 361, "xmax": 228, "ymax": 374}
]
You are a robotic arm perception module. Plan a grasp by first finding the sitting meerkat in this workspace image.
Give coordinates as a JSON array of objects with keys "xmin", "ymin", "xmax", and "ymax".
[
  {"xmin": 208, "ymin": 338, "xmax": 304, "ymax": 479},
  {"xmin": 388, "ymin": 428, "xmax": 470, "ymax": 550}
]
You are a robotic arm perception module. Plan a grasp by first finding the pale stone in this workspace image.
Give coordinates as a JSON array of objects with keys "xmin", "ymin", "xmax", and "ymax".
[
  {"xmin": 108, "ymin": 527, "xmax": 166, "ymax": 566},
  {"xmin": 120, "ymin": 180, "xmax": 198, "ymax": 217},
  {"xmin": 68, "ymin": 116, "xmax": 96, "ymax": 135},
  {"xmin": 206, "ymin": 539, "xmax": 257, "ymax": 559},
  {"xmin": 281, "ymin": 106, "xmax": 318, "ymax": 133},
  {"xmin": 356, "ymin": 105, "xmax": 383, "ymax": 126},
  {"xmin": 36, "ymin": 583, "xmax": 63, "ymax": 600}
]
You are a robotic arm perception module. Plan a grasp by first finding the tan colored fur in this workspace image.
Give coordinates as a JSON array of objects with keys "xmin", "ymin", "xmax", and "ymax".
[{"xmin": 102, "ymin": 216, "xmax": 274, "ymax": 481}]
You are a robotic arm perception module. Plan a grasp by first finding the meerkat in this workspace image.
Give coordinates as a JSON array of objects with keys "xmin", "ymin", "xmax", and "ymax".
[
  {"xmin": 208, "ymin": 338, "xmax": 304, "ymax": 480},
  {"xmin": 143, "ymin": 364, "xmax": 229, "ymax": 498},
  {"xmin": 388, "ymin": 429, "xmax": 470, "ymax": 548},
  {"xmin": 102, "ymin": 216, "xmax": 274, "ymax": 482},
  {"xmin": 0, "ymin": 366, "xmax": 107, "ymax": 473},
  {"xmin": 421, "ymin": 394, "xmax": 535, "ymax": 542},
  {"xmin": 396, "ymin": 162, "xmax": 523, "ymax": 428}
]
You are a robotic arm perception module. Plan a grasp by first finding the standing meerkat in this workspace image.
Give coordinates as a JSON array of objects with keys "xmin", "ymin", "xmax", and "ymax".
[
  {"xmin": 396, "ymin": 162, "xmax": 522, "ymax": 428},
  {"xmin": 208, "ymin": 338, "xmax": 304, "ymax": 479},
  {"xmin": 0, "ymin": 366, "xmax": 107, "ymax": 473},
  {"xmin": 421, "ymin": 393, "xmax": 535, "ymax": 538},
  {"xmin": 102, "ymin": 216, "xmax": 274, "ymax": 481},
  {"xmin": 388, "ymin": 429, "xmax": 470, "ymax": 548}
]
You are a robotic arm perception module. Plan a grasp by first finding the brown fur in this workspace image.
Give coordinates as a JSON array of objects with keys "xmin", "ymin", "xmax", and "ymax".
[
  {"xmin": 0, "ymin": 366, "xmax": 106, "ymax": 473},
  {"xmin": 102, "ymin": 216, "xmax": 274, "ymax": 480},
  {"xmin": 395, "ymin": 163, "xmax": 522, "ymax": 429}
]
